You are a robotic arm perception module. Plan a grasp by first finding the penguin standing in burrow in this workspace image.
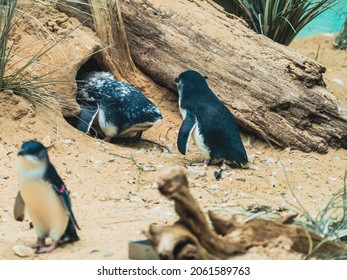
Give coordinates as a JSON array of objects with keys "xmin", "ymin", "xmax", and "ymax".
[
  {"xmin": 76, "ymin": 71, "xmax": 163, "ymax": 142},
  {"xmin": 14, "ymin": 141, "xmax": 80, "ymax": 253},
  {"xmin": 175, "ymin": 70, "xmax": 248, "ymax": 166}
]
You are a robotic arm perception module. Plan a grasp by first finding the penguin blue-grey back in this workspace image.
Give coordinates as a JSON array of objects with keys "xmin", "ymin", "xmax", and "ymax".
[
  {"xmin": 175, "ymin": 70, "xmax": 248, "ymax": 165},
  {"xmin": 15, "ymin": 140, "xmax": 79, "ymax": 254}
]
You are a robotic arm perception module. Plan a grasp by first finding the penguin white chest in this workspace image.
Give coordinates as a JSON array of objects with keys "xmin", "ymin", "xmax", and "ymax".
[
  {"xmin": 98, "ymin": 108, "xmax": 118, "ymax": 137},
  {"xmin": 192, "ymin": 124, "xmax": 210, "ymax": 159},
  {"xmin": 19, "ymin": 176, "xmax": 68, "ymax": 240}
]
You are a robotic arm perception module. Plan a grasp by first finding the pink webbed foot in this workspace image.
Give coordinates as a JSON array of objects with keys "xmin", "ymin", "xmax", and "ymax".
[{"xmin": 35, "ymin": 240, "xmax": 59, "ymax": 254}]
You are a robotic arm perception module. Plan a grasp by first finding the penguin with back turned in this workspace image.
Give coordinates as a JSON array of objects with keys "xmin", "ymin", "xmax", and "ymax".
[
  {"xmin": 14, "ymin": 141, "xmax": 80, "ymax": 254},
  {"xmin": 175, "ymin": 70, "xmax": 248, "ymax": 166}
]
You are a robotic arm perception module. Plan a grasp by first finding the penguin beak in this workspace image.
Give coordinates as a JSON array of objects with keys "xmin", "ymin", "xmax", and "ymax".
[{"xmin": 17, "ymin": 149, "xmax": 27, "ymax": 156}]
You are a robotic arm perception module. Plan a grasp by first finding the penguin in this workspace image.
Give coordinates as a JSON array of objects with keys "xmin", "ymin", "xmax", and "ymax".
[
  {"xmin": 76, "ymin": 71, "xmax": 163, "ymax": 142},
  {"xmin": 66, "ymin": 101, "xmax": 100, "ymax": 137},
  {"xmin": 174, "ymin": 70, "xmax": 248, "ymax": 166},
  {"xmin": 14, "ymin": 141, "xmax": 80, "ymax": 254}
]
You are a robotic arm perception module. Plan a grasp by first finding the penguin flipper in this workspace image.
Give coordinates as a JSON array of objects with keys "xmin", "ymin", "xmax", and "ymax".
[
  {"xmin": 178, "ymin": 110, "xmax": 197, "ymax": 155},
  {"xmin": 45, "ymin": 164, "xmax": 80, "ymax": 230},
  {"xmin": 14, "ymin": 191, "xmax": 25, "ymax": 222},
  {"xmin": 76, "ymin": 102, "xmax": 99, "ymax": 134}
]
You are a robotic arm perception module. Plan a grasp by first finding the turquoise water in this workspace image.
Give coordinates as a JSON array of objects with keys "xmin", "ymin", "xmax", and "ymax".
[{"xmin": 296, "ymin": 0, "xmax": 347, "ymax": 38}]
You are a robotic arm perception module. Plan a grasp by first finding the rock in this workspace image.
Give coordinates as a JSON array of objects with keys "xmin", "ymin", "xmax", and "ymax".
[
  {"xmin": 264, "ymin": 157, "xmax": 276, "ymax": 166},
  {"xmin": 103, "ymin": 251, "xmax": 114, "ymax": 257},
  {"xmin": 12, "ymin": 245, "xmax": 35, "ymax": 257},
  {"xmin": 140, "ymin": 164, "xmax": 156, "ymax": 172},
  {"xmin": 332, "ymin": 78, "xmax": 344, "ymax": 85},
  {"xmin": 209, "ymin": 184, "xmax": 219, "ymax": 191},
  {"xmin": 42, "ymin": 136, "xmax": 53, "ymax": 148},
  {"xmin": 186, "ymin": 166, "xmax": 206, "ymax": 179},
  {"xmin": 0, "ymin": 173, "xmax": 9, "ymax": 180},
  {"xmin": 129, "ymin": 191, "xmax": 140, "ymax": 202}
]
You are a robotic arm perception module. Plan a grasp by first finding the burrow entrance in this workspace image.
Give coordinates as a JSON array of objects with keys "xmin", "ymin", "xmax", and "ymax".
[{"xmin": 65, "ymin": 55, "xmax": 105, "ymax": 139}]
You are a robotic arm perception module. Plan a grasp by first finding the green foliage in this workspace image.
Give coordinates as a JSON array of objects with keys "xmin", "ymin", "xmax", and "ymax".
[
  {"xmin": 0, "ymin": 0, "xmax": 58, "ymax": 104},
  {"xmin": 0, "ymin": 0, "xmax": 84, "ymax": 108},
  {"xmin": 228, "ymin": 0, "xmax": 337, "ymax": 45},
  {"xmin": 0, "ymin": 0, "xmax": 17, "ymax": 89},
  {"xmin": 291, "ymin": 171, "xmax": 347, "ymax": 259},
  {"xmin": 334, "ymin": 18, "xmax": 347, "ymax": 50},
  {"xmin": 305, "ymin": 172, "xmax": 347, "ymax": 240}
]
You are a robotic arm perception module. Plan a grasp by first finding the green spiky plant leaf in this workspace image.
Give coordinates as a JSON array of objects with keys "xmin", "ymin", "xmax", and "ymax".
[
  {"xmin": 0, "ymin": 0, "xmax": 94, "ymax": 109},
  {"xmin": 0, "ymin": 0, "xmax": 17, "ymax": 89},
  {"xmin": 228, "ymin": 0, "xmax": 337, "ymax": 45},
  {"xmin": 334, "ymin": 18, "xmax": 347, "ymax": 50}
]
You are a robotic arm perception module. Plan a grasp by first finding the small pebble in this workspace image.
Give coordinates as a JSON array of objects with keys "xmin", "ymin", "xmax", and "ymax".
[
  {"xmin": 332, "ymin": 78, "xmax": 344, "ymax": 85},
  {"xmin": 186, "ymin": 166, "xmax": 206, "ymax": 179},
  {"xmin": 140, "ymin": 164, "xmax": 156, "ymax": 172},
  {"xmin": 236, "ymin": 178, "xmax": 246, "ymax": 182},
  {"xmin": 104, "ymin": 251, "xmax": 114, "ymax": 257},
  {"xmin": 209, "ymin": 184, "xmax": 219, "ymax": 191},
  {"xmin": 12, "ymin": 245, "xmax": 35, "ymax": 257}
]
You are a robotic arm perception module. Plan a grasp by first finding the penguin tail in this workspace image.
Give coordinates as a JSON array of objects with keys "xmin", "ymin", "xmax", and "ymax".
[
  {"xmin": 224, "ymin": 157, "xmax": 249, "ymax": 169},
  {"xmin": 61, "ymin": 220, "xmax": 80, "ymax": 243}
]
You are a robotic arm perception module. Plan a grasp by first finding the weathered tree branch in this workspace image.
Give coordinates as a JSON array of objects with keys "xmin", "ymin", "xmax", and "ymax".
[{"xmin": 147, "ymin": 169, "xmax": 347, "ymax": 259}]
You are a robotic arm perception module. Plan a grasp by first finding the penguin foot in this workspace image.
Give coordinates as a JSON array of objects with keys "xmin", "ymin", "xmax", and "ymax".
[
  {"xmin": 214, "ymin": 169, "xmax": 223, "ymax": 180},
  {"xmin": 35, "ymin": 240, "xmax": 59, "ymax": 254},
  {"xmin": 29, "ymin": 238, "xmax": 46, "ymax": 249}
]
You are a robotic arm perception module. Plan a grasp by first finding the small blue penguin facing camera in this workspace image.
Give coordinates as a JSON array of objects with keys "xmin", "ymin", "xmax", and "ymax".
[
  {"xmin": 175, "ymin": 70, "xmax": 248, "ymax": 167},
  {"xmin": 15, "ymin": 140, "xmax": 80, "ymax": 254},
  {"xmin": 75, "ymin": 71, "xmax": 163, "ymax": 142}
]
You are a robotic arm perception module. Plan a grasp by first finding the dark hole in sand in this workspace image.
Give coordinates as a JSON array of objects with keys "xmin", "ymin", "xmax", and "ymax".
[{"xmin": 65, "ymin": 56, "xmax": 105, "ymax": 139}]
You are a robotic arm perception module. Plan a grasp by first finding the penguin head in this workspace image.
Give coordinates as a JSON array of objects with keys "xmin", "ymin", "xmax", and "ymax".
[
  {"xmin": 18, "ymin": 141, "xmax": 49, "ymax": 169},
  {"xmin": 175, "ymin": 70, "xmax": 208, "ymax": 96}
]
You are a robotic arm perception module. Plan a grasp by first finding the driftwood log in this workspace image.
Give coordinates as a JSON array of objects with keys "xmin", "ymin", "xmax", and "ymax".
[
  {"xmin": 146, "ymin": 169, "xmax": 347, "ymax": 259},
  {"xmin": 57, "ymin": 0, "xmax": 347, "ymax": 153},
  {"xmin": 119, "ymin": 0, "xmax": 347, "ymax": 153}
]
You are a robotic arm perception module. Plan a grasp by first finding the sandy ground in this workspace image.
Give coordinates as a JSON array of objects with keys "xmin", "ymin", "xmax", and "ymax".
[{"xmin": 0, "ymin": 3, "xmax": 346, "ymax": 259}]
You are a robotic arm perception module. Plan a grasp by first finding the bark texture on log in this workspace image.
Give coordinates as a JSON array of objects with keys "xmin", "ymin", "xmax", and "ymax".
[
  {"xmin": 146, "ymin": 169, "xmax": 347, "ymax": 260},
  {"xmin": 119, "ymin": 0, "xmax": 347, "ymax": 153},
  {"xmin": 88, "ymin": 0, "xmax": 137, "ymax": 81},
  {"xmin": 57, "ymin": 0, "xmax": 145, "ymax": 87}
]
